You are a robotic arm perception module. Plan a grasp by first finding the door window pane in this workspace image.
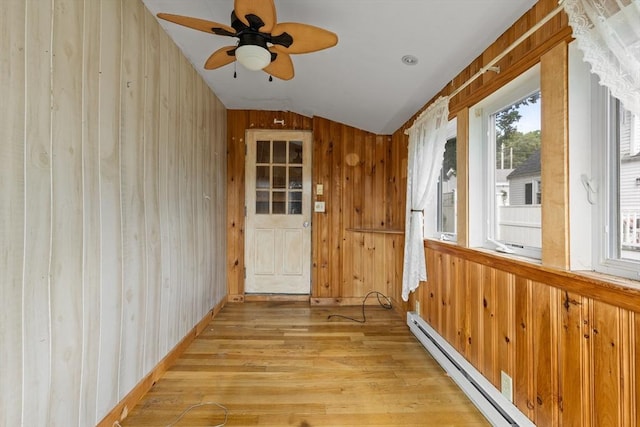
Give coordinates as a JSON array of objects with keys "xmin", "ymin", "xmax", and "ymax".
[
  {"xmin": 273, "ymin": 166, "xmax": 286, "ymax": 189},
  {"xmin": 289, "ymin": 191, "xmax": 302, "ymax": 215},
  {"xmin": 256, "ymin": 166, "xmax": 270, "ymax": 189},
  {"xmin": 257, "ymin": 141, "xmax": 270, "ymax": 163},
  {"xmin": 289, "ymin": 166, "xmax": 302, "ymax": 189},
  {"xmin": 256, "ymin": 191, "xmax": 270, "ymax": 214},
  {"xmin": 272, "ymin": 191, "xmax": 286, "ymax": 214},
  {"xmin": 273, "ymin": 141, "xmax": 287, "ymax": 163},
  {"xmin": 289, "ymin": 141, "xmax": 303, "ymax": 164},
  {"xmin": 254, "ymin": 137, "xmax": 306, "ymax": 216}
]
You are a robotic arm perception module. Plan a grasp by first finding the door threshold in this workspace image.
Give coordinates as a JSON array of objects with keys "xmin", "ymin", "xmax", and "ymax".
[{"xmin": 244, "ymin": 294, "xmax": 310, "ymax": 303}]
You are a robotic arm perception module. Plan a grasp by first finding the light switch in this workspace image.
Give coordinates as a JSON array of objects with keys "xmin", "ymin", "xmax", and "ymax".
[
  {"xmin": 314, "ymin": 201, "xmax": 326, "ymax": 213},
  {"xmin": 316, "ymin": 184, "xmax": 324, "ymax": 195}
]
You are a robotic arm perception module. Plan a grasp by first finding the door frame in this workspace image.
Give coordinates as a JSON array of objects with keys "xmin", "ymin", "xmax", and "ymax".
[{"xmin": 244, "ymin": 129, "xmax": 313, "ymax": 295}]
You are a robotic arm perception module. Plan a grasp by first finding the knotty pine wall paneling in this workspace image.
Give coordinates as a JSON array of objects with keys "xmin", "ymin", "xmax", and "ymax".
[
  {"xmin": 395, "ymin": 3, "xmax": 639, "ymax": 422},
  {"xmin": 226, "ymin": 114, "xmax": 245, "ymax": 301},
  {"xmin": 227, "ymin": 112, "xmax": 405, "ymax": 304},
  {"xmin": 422, "ymin": 241, "xmax": 640, "ymax": 426},
  {"xmin": 312, "ymin": 117, "xmax": 342, "ymax": 299},
  {"xmin": 316, "ymin": 124, "xmax": 396, "ymax": 301},
  {"xmin": 390, "ymin": 2, "xmax": 577, "ymax": 422},
  {"xmin": 0, "ymin": 1, "xmax": 227, "ymax": 425},
  {"xmin": 385, "ymin": 128, "xmax": 409, "ymax": 308},
  {"xmin": 557, "ymin": 290, "xmax": 588, "ymax": 425},
  {"xmin": 541, "ymin": 41, "xmax": 570, "ymax": 269},
  {"xmin": 514, "ymin": 277, "xmax": 535, "ymax": 420},
  {"xmin": 456, "ymin": 108, "xmax": 470, "ymax": 247}
]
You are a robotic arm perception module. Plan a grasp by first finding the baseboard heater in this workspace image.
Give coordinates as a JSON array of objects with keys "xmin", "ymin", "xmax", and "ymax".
[{"xmin": 407, "ymin": 312, "xmax": 535, "ymax": 427}]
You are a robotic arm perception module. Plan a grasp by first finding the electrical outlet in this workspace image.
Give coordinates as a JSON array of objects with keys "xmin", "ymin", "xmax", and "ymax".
[
  {"xmin": 501, "ymin": 371, "xmax": 513, "ymax": 402},
  {"xmin": 314, "ymin": 201, "xmax": 326, "ymax": 212}
]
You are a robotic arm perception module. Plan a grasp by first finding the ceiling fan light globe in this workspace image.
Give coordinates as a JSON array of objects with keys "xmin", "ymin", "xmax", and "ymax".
[{"xmin": 236, "ymin": 45, "xmax": 271, "ymax": 70}]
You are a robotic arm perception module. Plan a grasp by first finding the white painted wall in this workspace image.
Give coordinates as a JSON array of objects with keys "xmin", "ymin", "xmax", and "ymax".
[{"xmin": 0, "ymin": 1, "xmax": 227, "ymax": 425}]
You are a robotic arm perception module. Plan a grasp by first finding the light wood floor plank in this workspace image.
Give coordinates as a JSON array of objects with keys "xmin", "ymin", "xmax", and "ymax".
[{"xmin": 122, "ymin": 302, "xmax": 488, "ymax": 426}]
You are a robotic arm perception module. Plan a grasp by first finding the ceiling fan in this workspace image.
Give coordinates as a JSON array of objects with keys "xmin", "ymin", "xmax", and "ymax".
[{"xmin": 157, "ymin": 0, "xmax": 338, "ymax": 80}]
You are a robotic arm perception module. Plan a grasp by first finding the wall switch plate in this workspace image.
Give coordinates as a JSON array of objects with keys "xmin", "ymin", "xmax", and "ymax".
[
  {"xmin": 316, "ymin": 184, "xmax": 324, "ymax": 196},
  {"xmin": 501, "ymin": 371, "xmax": 513, "ymax": 402},
  {"xmin": 415, "ymin": 300, "xmax": 420, "ymax": 314},
  {"xmin": 314, "ymin": 201, "xmax": 326, "ymax": 213}
]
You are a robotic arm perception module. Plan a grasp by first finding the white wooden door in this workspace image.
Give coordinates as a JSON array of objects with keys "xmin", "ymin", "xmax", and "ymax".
[{"xmin": 245, "ymin": 130, "xmax": 312, "ymax": 294}]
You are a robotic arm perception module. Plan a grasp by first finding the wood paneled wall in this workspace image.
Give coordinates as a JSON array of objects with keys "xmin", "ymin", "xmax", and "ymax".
[
  {"xmin": 0, "ymin": 1, "xmax": 227, "ymax": 425},
  {"xmin": 421, "ymin": 241, "xmax": 640, "ymax": 426},
  {"xmin": 390, "ymin": 0, "xmax": 640, "ymax": 424},
  {"xmin": 226, "ymin": 112, "xmax": 407, "ymax": 304},
  {"xmin": 312, "ymin": 117, "xmax": 404, "ymax": 303}
]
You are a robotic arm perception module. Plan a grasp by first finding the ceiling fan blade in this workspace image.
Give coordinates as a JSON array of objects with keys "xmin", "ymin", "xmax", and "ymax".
[
  {"xmin": 157, "ymin": 13, "xmax": 236, "ymax": 37},
  {"xmin": 204, "ymin": 46, "xmax": 237, "ymax": 70},
  {"xmin": 234, "ymin": 0, "xmax": 277, "ymax": 32},
  {"xmin": 263, "ymin": 50, "xmax": 294, "ymax": 81},
  {"xmin": 271, "ymin": 23, "xmax": 338, "ymax": 54}
]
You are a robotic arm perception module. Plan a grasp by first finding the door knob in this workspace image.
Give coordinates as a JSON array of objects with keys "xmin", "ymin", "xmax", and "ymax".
[{"xmin": 303, "ymin": 221, "xmax": 310, "ymax": 228}]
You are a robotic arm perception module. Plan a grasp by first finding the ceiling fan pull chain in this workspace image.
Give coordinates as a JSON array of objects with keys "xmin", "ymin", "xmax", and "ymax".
[
  {"xmin": 269, "ymin": 75, "xmax": 273, "ymax": 82},
  {"xmin": 233, "ymin": 61, "xmax": 237, "ymax": 79}
]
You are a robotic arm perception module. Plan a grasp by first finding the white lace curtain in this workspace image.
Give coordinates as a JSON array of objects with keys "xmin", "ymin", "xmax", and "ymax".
[
  {"xmin": 563, "ymin": 0, "xmax": 640, "ymax": 117},
  {"xmin": 401, "ymin": 96, "xmax": 450, "ymax": 301}
]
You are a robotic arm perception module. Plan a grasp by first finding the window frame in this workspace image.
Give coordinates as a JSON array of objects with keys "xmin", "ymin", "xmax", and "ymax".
[
  {"xmin": 591, "ymin": 82, "xmax": 640, "ymax": 280},
  {"xmin": 425, "ymin": 118, "xmax": 458, "ymax": 242},
  {"xmin": 469, "ymin": 64, "xmax": 542, "ymax": 259}
]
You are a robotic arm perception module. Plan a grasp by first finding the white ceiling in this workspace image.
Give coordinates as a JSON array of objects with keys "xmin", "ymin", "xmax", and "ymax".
[{"xmin": 142, "ymin": 0, "xmax": 537, "ymax": 134}]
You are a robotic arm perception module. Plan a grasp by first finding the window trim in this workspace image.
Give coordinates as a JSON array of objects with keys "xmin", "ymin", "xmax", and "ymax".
[
  {"xmin": 469, "ymin": 64, "xmax": 542, "ymax": 259},
  {"xmin": 426, "ymin": 118, "xmax": 458, "ymax": 241},
  {"xmin": 591, "ymin": 82, "xmax": 640, "ymax": 280}
]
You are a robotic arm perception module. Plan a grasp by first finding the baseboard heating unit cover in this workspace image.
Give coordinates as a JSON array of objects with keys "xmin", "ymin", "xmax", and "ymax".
[{"xmin": 407, "ymin": 312, "xmax": 535, "ymax": 427}]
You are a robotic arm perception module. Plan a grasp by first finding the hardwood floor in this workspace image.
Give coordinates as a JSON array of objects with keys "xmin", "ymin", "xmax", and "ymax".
[{"xmin": 122, "ymin": 301, "xmax": 489, "ymax": 426}]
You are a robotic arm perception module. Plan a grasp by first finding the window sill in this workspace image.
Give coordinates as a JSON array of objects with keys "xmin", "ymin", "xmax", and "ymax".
[
  {"xmin": 424, "ymin": 239, "xmax": 640, "ymax": 312},
  {"xmin": 346, "ymin": 228, "xmax": 404, "ymax": 235}
]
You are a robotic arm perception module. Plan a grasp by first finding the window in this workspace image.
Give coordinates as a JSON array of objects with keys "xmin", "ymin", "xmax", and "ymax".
[
  {"xmin": 426, "ymin": 119, "xmax": 457, "ymax": 241},
  {"xmin": 524, "ymin": 179, "xmax": 541, "ymax": 205},
  {"xmin": 469, "ymin": 65, "xmax": 541, "ymax": 258},
  {"xmin": 592, "ymin": 91, "xmax": 640, "ymax": 279},
  {"xmin": 567, "ymin": 41, "xmax": 640, "ymax": 279},
  {"xmin": 255, "ymin": 139, "xmax": 304, "ymax": 215}
]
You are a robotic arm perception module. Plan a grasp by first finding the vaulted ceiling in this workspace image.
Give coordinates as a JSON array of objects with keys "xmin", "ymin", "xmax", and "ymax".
[{"xmin": 142, "ymin": 0, "xmax": 537, "ymax": 134}]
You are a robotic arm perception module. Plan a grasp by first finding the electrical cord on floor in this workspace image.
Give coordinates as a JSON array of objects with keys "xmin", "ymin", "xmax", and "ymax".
[
  {"xmin": 166, "ymin": 402, "xmax": 228, "ymax": 427},
  {"xmin": 327, "ymin": 291, "xmax": 393, "ymax": 323},
  {"xmin": 113, "ymin": 401, "xmax": 228, "ymax": 427}
]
